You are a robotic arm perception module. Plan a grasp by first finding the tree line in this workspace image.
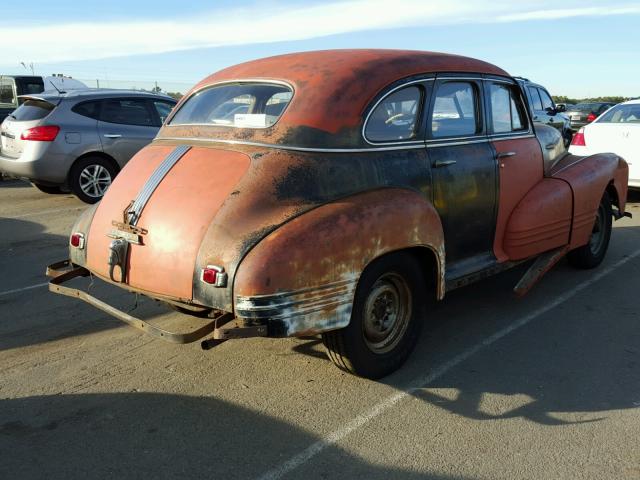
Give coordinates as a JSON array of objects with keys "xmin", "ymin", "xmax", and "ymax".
[{"xmin": 552, "ymin": 95, "xmax": 636, "ymax": 104}]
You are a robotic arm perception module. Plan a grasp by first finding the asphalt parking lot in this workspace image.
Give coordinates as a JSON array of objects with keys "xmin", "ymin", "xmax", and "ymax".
[{"xmin": 1, "ymin": 179, "xmax": 639, "ymax": 480}]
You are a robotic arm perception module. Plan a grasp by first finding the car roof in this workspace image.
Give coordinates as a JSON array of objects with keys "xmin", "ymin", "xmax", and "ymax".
[
  {"xmin": 19, "ymin": 89, "xmax": 175, "ymax": 103},
  {"xmin": 186, "ymin": 49, "xmax": 509, "ymax": 137}
]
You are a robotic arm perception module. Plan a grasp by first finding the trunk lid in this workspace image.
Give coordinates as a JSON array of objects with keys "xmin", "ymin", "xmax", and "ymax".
[
  {"xmin": 0, "ymin": 97, "xmax": 57, "ymax": 158},
  {"xmin": 86, "ymin": 144, "xmax": 251, "ymax": 300}
]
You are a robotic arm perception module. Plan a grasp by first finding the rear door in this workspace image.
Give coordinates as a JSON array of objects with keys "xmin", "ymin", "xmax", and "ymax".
[
  {"xmin": 427, "ymin": 77, "xmax": 497, "ymax": 268},
  {"xmin": 485, "ymin": 79, "xmax": 544, "ymax": 261},
  {"xmin": 97, "ymin": 97, "xmax": 159, "ymax": 166}
]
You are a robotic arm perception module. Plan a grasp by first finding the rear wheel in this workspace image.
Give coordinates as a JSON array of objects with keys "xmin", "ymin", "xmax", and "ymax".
[
  {"xmin": 322, "ymin": 252, "xmax": 426, "ymax": 379},
  {"xmin": 567, "ymin": 192, "xmax": 612, "ymax": 269},
  {"xmin": 69, "ymin": 156, "xmax": 117, "ymax": 204}
]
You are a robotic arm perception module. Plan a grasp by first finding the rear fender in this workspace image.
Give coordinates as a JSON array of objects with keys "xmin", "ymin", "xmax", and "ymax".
[
  {"xmin": 233, "ymin": 188, "xmax": 445, "ymax": 336},
  {"xmin": 553, "ymin": 153, "xmax": 628, "ymax": 248}
]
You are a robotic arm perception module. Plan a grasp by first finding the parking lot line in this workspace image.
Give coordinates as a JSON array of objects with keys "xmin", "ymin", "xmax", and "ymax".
[
  {"xmin": 0, "ymin": 282, "xmax": 48, "ymax": 298},
  {"xmin": 257, "ymin": 248, "xmax": 640, "ymax": 480},
  {"xmin": 4, "ymin": 206, "xmax": 83, "ymax": 220}
]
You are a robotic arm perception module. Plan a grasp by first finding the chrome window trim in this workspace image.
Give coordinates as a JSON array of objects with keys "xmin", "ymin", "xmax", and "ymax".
[
  {"xmin": 362, "ymin": 78, "xmax": 434, "ymax": 146},
  {"xmin": 157, "ymin": 136, "xmax": 426, "ymax": 153},
  {"xmin": 426, "ymin": 138, "xmax": 489, "ymax": 148},
  {"xmin": 166, "ymin": 78, "xmax": 295, "ymax": 130}
]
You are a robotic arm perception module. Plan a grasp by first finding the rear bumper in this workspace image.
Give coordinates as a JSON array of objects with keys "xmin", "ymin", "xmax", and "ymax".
[
  {"xmin": 46, "ymin": 259, "xmax": 267, "ymax": 345},
  {"xmin": 0, "ymin": 150, "xmax": 67, "ymax": 184}
]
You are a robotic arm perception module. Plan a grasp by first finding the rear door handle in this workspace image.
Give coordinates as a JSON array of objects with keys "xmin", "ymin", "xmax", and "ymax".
[
  {"xmin": 496, "ymin": 151, "xmax": 516, "ymax": 159},
  {"xmin": 103, "ymin": 134, "xmax": 122, "ymax": 138},
  {"xmin": 545, "ymin": 143, "xmax": 556, "ymax": 150}
]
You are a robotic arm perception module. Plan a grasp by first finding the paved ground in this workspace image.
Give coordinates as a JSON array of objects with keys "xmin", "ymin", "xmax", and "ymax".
[{"xmin": 1, "ymin": 179, "xmax": 639, "ymax": 480}]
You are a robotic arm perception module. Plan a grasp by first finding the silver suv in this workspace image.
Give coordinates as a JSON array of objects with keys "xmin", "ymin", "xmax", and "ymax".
[{"xmin": 0, "ymin": 89, "xmax": 176, "ymax": 203}]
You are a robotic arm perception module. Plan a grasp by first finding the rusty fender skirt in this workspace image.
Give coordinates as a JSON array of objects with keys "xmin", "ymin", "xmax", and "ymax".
[
  {"xmin": 46, "ymin": 260, "xmax": 266, "ymax": 344},
  {"xmin": 235, "ymin": 278, "xmax": 358, "ymax": 337}
]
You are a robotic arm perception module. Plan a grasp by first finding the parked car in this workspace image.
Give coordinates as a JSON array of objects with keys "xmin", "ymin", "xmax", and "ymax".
[
  {"xmin": 0, "ymin": 89, "xmax": 176, "ymax": 202},
  {"xmin": 565, "ymin": 102, "xmax": 616, "ymax": 131},
  {"xmin": 569, "ymin": 99, "xmax": 640, "ymax": 189},
  {"xmin": 516, "ymin": 77, "xmax": 572, "ymax": 146},
  {"xmin": 47, "ymin": 50, "xmax": 629, "ymax": 378},
  {"xmin": 556, "ymin": 102, "xmax": 574, "ymax": 111},
  {"xmin": 0, "ymin": 75, "xmax": 44, "ymax": 123}
]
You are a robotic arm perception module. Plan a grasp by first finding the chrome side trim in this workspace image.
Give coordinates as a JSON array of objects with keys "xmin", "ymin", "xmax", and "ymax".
[
  {"xmin": 427, "ymin": 138, "xmax": 489, "ymax": 148},
  {"xmin": 490, "ymin": 133, "xmax": 535, "ymax": 141},
  {"xmin": 128, "ymin": 144, "xmax": 190, "ymax": 225},
  {"xmin": 362, "ymin": 78, "xmax": 435, "ymax": 146},
  {"xmin": 156, "ymin": 137, "xmax": 425, "ymax": 153}
]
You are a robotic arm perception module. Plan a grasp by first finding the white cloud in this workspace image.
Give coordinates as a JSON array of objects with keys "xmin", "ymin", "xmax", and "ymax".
[{"xmin": 2, "ymin": 0, "xmax": 639, "ymax": 65}]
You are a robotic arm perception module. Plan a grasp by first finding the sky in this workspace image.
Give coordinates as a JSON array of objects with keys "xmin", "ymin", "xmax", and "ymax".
[{"xmin": 1, "ymin": 0, "xmax": 639, "ymax": 97}]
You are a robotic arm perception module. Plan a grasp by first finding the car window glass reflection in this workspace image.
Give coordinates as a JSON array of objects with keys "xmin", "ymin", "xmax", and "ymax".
[
  {"xmin": 431, "ymin": 82, "xmax": 477, "ymax": 138},
  {"xmin": 365, "ymin": 86, "xmax": 421, "ymax": 142}
]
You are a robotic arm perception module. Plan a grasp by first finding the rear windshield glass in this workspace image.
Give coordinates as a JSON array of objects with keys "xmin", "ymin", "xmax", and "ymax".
[
  {"xmin": 169, "ymin": 83, "xmax": 293, "ymax": 128},
  {"xmin": 597, "ymin": 104, "xmax": 640, "ymax": 123},
  {"xmin": 10, "ymin": 99, "xmax": 55, "ymax": 121},
  {"xmin": 571, "ymin": 103, "xmax": 602, "ymax": 112}
]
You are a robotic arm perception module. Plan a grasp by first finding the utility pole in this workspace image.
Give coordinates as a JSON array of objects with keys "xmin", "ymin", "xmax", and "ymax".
[{"xmin": 96, "ymin": 79, "xmax": 100, "ymax": 88}]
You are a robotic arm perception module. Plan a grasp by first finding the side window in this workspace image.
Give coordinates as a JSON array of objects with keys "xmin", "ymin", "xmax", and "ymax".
[
  {"xmin": 100, "ymin": 98, "xmax": 155, "ymax": 126},
  {"xmin": 538, "ymin": 89, "xmax": 554, "ymax": 111},
  {"xmin": 528, "ymin": 87, "xmax": 543, "ymax": 111},
  {"xmin": 0, "ymin": 79, "xmax": 16, "ymax": 107},
  {"xmin": 489, "ymin": 83, "xmax": 527, "ymax": 133},
  {"xmin": 365, "ymin": 86, "xmax": 422, "ymax": 142},
  {"xmin": 153, "ymin": 101, "xmax": 175, "ymax": 124},
  {"xmin": 431, "ymin": 82, "xmax": 479, "ymax": 138},
  {"xmin": 72, "ymin": 101, "xmax": 101, "ymax": 120}
]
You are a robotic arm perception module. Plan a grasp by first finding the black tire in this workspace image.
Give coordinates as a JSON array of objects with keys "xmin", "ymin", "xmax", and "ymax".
[
  {"xmin": 567, "ymin": 192, "xmax": 612, "ymax": 269},
  {"xmin": 69, "ymin": 156, "xmax": 117, "ymax": 204},
  {"xmin": 563, "ymin": 129, "xmax": 573, "ymax": 148},
  {"xmin": 32, "ymin": 183, "xmax": 65, "ymax": 194},
  {"xmin": 322, "ymin": 252, "xmax": 427, "ymax": 379}
]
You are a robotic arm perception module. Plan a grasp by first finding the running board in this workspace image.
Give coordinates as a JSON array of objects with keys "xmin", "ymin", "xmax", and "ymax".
[{"xmin": 513, "ymin": 246, "xmax": 569, "ymax": 297}]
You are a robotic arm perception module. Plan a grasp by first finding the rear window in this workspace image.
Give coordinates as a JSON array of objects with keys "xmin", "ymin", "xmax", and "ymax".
[
  {"xmin": 572, "ymin": 103, "xmax": 601, "ymax": 112},
  {"xmin": 72, "ymin": 101, "xmax": 101, "ymax": 120},
  {"xmin": 169, "ymin": 83, "xmax": 293, "ymax": 128},
  {"xmin": 597, "ymin": 104, "xmax": 640, "ymax": 123},
  {"xmin": 0, "ymin": 79, "xmax": 16, "ymax": 107},
  {"xmin": 10, "ymin": 99, "xmax": 55, "ymax": 121}
]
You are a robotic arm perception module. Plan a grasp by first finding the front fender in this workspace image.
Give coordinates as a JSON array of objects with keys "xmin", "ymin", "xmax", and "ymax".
[{"xmin": 233, "ymin": 188, "xmax": 445, "ymax": 336}]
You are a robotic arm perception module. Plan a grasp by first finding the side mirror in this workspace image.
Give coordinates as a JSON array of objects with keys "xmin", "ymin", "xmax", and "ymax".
[
  {"xmin": 556, "ymin": 104, "xmax": 566, "ymax": 113},
  {"xmin": 545, "ymin": 107, "xmax": 556, "ymax": 116}
]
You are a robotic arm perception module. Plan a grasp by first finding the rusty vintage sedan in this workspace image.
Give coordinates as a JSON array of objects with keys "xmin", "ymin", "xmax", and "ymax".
[{"xmin": 47, "ymin": 50, "xmax": 630, "ymax": 378}]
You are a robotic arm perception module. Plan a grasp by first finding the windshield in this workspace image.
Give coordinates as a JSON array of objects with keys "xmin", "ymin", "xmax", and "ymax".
[
  {"xmin": 169, "ymin": 83, "xmax": 293, "ymax": 128},
  {"xmin": 597, "ymin": 104, "xmax": 640, "ymax": 124}
]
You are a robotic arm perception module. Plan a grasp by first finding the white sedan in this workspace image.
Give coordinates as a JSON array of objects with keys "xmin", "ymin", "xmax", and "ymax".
[{"xmin": 569, "ymin": 99, "xmax": 639, "ymax": 188}]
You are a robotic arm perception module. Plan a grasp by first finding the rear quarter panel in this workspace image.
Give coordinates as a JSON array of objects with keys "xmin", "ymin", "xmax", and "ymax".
[{"xmin": 233, "ymin": 188, "xmax": 445, "ymax": 336}]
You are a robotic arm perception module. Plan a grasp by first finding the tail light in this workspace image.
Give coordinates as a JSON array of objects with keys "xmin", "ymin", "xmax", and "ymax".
[
  {"xmin": 571, "ymin": 128, "xmax": 586, "ymax": 146},
  {"xmin": 20, "ymin": 125, "xmax": 60, "ymax": 141},
  {"xmin": 586, "ymin": 112, "xmax": 597, "ymax": 123},
  {"xmin": 200, "ymin": 265, "xmax": 228, "ymax": 287},
  {"xmin": 70, "ymin": 232, "xmax": 85, "ymax": 249}
]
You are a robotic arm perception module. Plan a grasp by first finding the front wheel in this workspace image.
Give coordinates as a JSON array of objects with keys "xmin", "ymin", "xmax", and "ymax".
[
  {"xmin": 322, "ymin": 252, "xmax": 426, "ymax": 379},
  {"xmin": 69, "ymin": 156, "xmax": 117, "ymax": 204},
  {"xmin": 567, "ymin": 192, "xmax": 612, "ymax": 269}
]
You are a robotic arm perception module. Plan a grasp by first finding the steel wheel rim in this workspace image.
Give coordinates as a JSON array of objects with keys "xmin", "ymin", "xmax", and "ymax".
[
  {"xmin": 362, "ymin": 272, "xmax": 412, "ymax": 354},
  {"xmin": 79, "ymin": 164, "xmax": 111, "ymax": 198},
  {"xmin": 589, "ymin": 203, "xmax": 606, "ymax": 256}
]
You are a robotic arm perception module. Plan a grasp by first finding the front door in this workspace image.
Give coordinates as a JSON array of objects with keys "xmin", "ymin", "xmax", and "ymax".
[{"xmin": 427, "ymin": 78, "xmax": 498, "ymax": 270}]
